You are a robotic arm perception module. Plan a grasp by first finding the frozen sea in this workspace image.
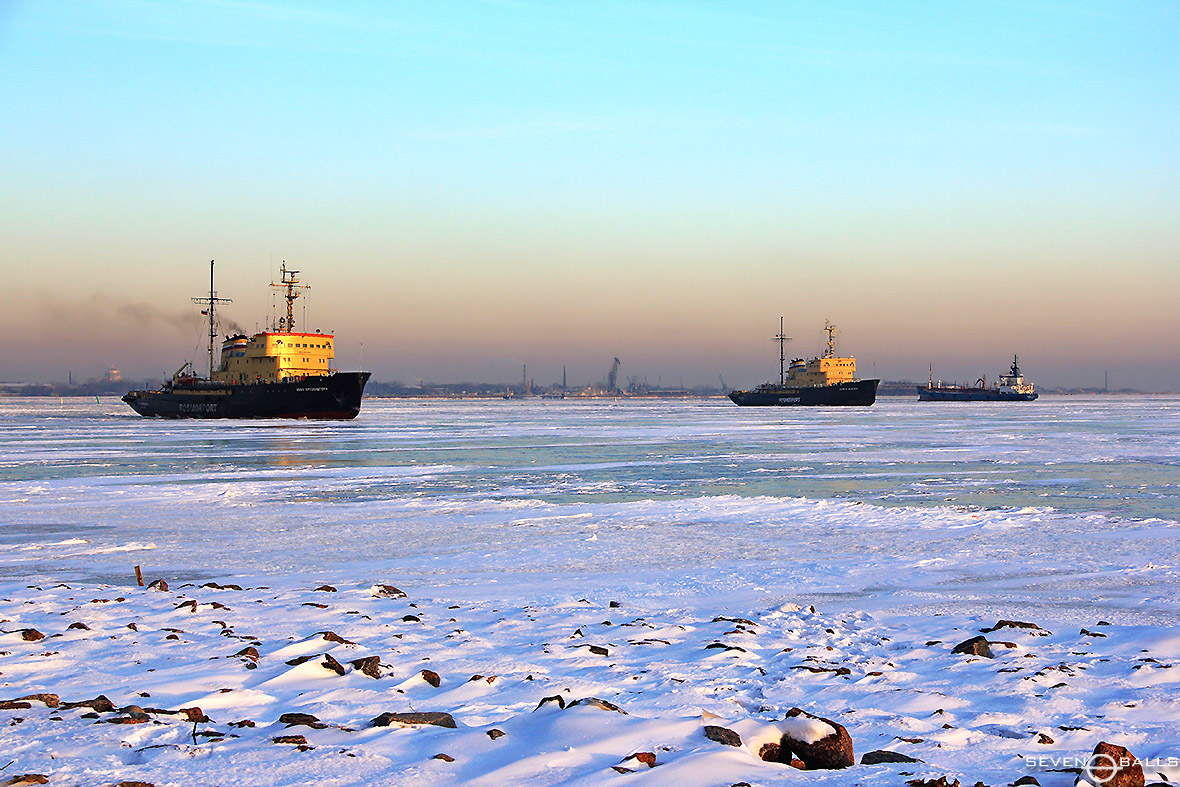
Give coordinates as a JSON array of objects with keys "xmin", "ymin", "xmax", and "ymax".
[{"xmin": 2, "ymin": 394, "xmax": 1177, "ymax": 626}]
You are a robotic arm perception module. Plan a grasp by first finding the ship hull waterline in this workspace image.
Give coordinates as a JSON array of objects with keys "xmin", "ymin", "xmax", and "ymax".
[
  {"xmin": 728, "ymin": 379, "xmax": 880, "ymax": 407},
  {"xmin": 917, "ymin": 386, "xmax": 1038, "ymax": 402},
  {"xmin": 122, "ymin": 372, "xmax": 371, "ymax": 419}
]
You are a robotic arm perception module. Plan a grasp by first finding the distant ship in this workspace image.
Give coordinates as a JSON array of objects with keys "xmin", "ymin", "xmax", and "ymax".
[
  {"xmin": 728, "ymin": 319, "xmax": 879, "ymax": 406},
  {"xmin": 917, "ymin": 355, "xmax": 1038, "ymax": 402},
  {"xmin": 123, "ymin": 262, "xmax": 370, "ymax": 419}
]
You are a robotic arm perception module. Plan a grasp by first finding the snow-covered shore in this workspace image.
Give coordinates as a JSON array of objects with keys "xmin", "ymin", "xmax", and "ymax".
[
  {"xmin": 1, "ymin": 577, "xmax": 1177, "ymax": 786},
  {"xmin": 3, "ymin": 398, "xmax": 1178, "ymax": 784}
]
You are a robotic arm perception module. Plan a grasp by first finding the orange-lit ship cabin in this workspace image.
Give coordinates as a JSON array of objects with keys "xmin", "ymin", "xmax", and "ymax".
[
  {"xmin": 213, "ymin": 332, "xmax": 335, "ymax": 385},
  {"xmin": 785, "ymin": 355, "xmax": 857, "ymax": 387}
]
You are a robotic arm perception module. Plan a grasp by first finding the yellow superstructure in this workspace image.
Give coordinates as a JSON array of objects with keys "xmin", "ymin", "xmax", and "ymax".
[
  {"xmin": 786, "ymin": 355, "xmax": 856, "ymax": 387},
  {"xmin": 213, "ymin": 331, "xmax": 335, "ymax": 384}
]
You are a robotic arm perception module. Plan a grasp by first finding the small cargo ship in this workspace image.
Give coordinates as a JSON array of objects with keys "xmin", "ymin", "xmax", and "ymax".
[
  {"xmin": 728, "ymin": 319, "xmax": 879, "ymax": 407},
  {"xmin": 917, "ymin": 355, "xmax": 1038, "ymax": 402},
  {"xmin": 123, "ymin": 262, "xmax": 370, "ymax": 419}
]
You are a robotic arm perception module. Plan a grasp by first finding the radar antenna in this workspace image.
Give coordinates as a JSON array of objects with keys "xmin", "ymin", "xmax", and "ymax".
[
  {"xmin": 191, "ymin": 260, "xmax": 232, "ymax": 378},
  {"xmin": 822, "ymin": 320, "xmax": 837, "ymax": 359},
  {"xmin": 270, "ymin": 263, "xmax": 310, "ymax": 333},
  {"xmin": 773, "ymin": 317, "xmax": 792, "ymax": 385}
]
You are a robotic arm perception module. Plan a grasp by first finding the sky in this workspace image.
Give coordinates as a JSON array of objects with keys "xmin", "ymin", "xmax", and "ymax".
[{"xmin": 1, "ymin": 1, "xmax": 1178, "ymax": 390}]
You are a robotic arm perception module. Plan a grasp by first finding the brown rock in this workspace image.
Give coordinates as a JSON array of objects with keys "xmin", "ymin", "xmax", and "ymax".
[
  {"xmin": 3, "ymin": 777, "xmax": 50, "ymax": 786},
  {"xmin": 234, "ymin": 646, "xmax": 260, "ymax": 662},
  {"xmin": 229, "ymin": 719, "xmax": 256, "ymax": 728},
  {"xmin": 906, "ymin": 779, "xmax": 960, "ymax": 787},
  {"xmin": 706, "ymin": 642, "xmax": 747, "ymax": 653},
  {"xmin": 373, "ymin": 584, "xmax": 407, "ymax": 598},
  {"xmin": 703, "ymin": 725, "xmax": 742, "ymax": 747},
  {"xmin": 779, "ymin": 707, "xmax": 854, "ymax": 770},
  {"xmin": 147, "ymin": 579, "xmax": 169, "ymax": 591},
  {"xmin": 951, "ymin": 636, "xmax": 994, "ymax": 658},
  {"xmin": 19, "ymin": 629, "xmax": 44, "ymax": 642},
  {"xmin": 487, "ymin": 728, "xmax": 506, "ymax": 739},
  {"xmin": 115, "ymin": 782, "xmax": 156, "ymax": 787},
  {"xmin": 1081, "ymin": 741, "xmax": 1145, "ymax": 787},
  {"xmin": 175, "ymin": 599, "xmax": 197, "ymax": 612},
  {"xmin": 351, "ymin": 656, "xmax": 381, "ymax": 678},
  {"xmin": 420, "ymin": 669, "xmax": 441, "ymax": 687},
  {"xmin": 402, "ymin": 614, "xmax": 421, "ymax": 623},
  {"xmin": 104, "ymin": 711, "xmax": 150, "ymax": 724},
  {"xmin": 317, "ymin": 630, "xmax": 356, "ymax": 645},
  {"xmin": 0, "ymin": 700, "xmax": 31, "ymax": 710},
  {"xmin": 314, "ymin": 585, "xmax": 337, "ymax": 592},
  {"xmin": 712, "ymin": 616, "xmax": 755, "ymax": 625},
  {"xmin": 67, "ymin": 622, "xmax": 90, "ymax": 630},
  {"xmin": 1036, "ymin": 732, "xmax": 1054, "ymax": 745},
  {"xmin": 791, "ymin": 665, "xmax": 851, "ymax": 676},
  {"xmin": 370, "ymin": 711, "xmax": 456, "ymax": 728},
  {"xmin": 320, "ymin": 654, "xmax": 346, "ymax": 675},
  {"xmin": 862, "ymin": 749, "xmax": 923, "ymax": 764},
  {"xmin": 568, "ymin": 697, "xmax": 626, "ymax": 713},
  {"xmin": 534, "ymin": 695, "xmax": 566, "ymax": 711},
  {"xmin": 588, "ymin": 645, "xmax": 609, "ymax": 656},
  {"xmin": 1013, "ymin": 777, "xmax": 1040, "ymax": 786},
  {"xmin": 280, "ymin": 712, "xmax": 325, "ymax": 729},
  {"xmin": 181, "ymin": 707, "xmax": 210, "ymax": 723},
  {"xmin": 622, "ymin": 752, "xmax": 656, "ymax": 768},
  {"xmin": 62, "ymin": 694, "xmax": 116, "ymax": 713},
  {"xmin": 285, "ymin": 653, "xmax": 344, "ymax": 674},
  {"xmin": 433, "ymin": 753, "xmax": 455, "ymax": 762},
  {"xmin": 272, "ymin": 734, "xmax": 308, "ymax": 744},
  {"xmin": 17, "ymin": 694, "xmax": 59, "ymax": 708},
  {"xmin": 759, "ymin": 742, "xmax": 781, "ymax": 761},
  {"xmin": 982, "ymin": 620, "xmax": 1047, "ymax": 634}
]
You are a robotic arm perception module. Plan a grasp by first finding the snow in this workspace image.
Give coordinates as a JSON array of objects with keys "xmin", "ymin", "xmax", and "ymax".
[{"xmin": 0, "ymin": 395, "xmax": 1178, "ymax": 784}]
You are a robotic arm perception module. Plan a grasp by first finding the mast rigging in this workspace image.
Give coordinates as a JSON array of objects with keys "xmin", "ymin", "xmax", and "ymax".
[{"xmin": 191, "ymin": 260, "xmax": 232, "ymax": 378}]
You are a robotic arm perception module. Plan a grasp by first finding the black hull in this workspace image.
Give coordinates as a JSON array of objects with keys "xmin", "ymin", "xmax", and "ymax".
[
  {"xmin": 728, "ymin": 379, "xmax": 879, "ymax": 407},
  {"xmin": 917, "ymin": 387, "xmax": 1038, "ymax": 402},
  {"xmin": 122, "ymin": 372, "xmax": 371, "ymax": 419}
]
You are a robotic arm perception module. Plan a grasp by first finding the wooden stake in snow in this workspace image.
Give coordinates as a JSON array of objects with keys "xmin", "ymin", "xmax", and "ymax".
[{"xmin": 134, "ymin": 566, "xmax": 144, "ymax": 587}]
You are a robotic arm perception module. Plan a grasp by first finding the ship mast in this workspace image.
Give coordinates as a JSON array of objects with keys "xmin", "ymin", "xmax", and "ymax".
[
  {"xmin": 773, "ymin": 317, "xmax": 792, "ymax": 386},
  {"xmin": 270, "ymin": 263, "xmax": 310, "ymax": 333},
  {"xmin": 822, "ymin": 320, "xmax": 837, "ymax": 359},
  {"xmin": 191, "ymin": 260, "xmax": 232, "ymax": 378}
]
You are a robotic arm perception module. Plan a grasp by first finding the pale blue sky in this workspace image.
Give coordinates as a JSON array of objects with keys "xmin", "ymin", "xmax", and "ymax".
[{"xmin": 2, "ymin": 1, "xmax": 1178, "ymax": 389}]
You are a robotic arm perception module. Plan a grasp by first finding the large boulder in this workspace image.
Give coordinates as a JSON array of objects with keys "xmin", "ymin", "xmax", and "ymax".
[
  {"xmin": 951, "ymin": 635, "xmax": 994, "ymax": 658},
  {"xmin": 370, "ymin": 711, "xmax": 456, "ymax": 728},
  {"xmin": 777, "ymin": 708, "xmax": 854, "ymax": 769},
  {"xmin": 703, "ymin": 725, "xmax": 742, "ymax": 747},
  {"xmin": 1078, "ymin": 742, "xmax": 1144, "ymax": 787}
]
